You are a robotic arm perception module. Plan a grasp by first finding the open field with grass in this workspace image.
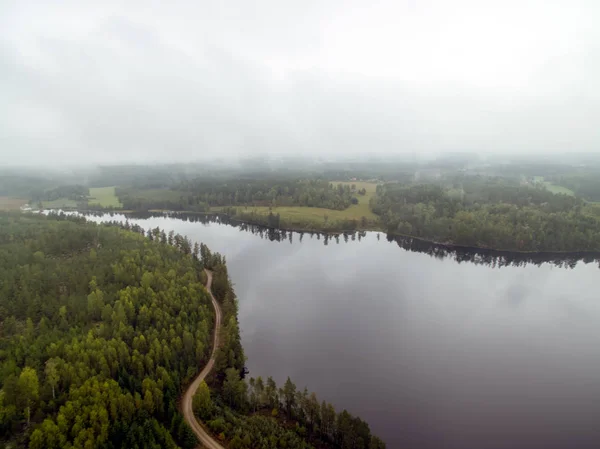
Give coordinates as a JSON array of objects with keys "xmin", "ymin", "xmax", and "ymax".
[
  {"xmin": 41, "ymin": 198, "xmax": 79, "ymax": 209},
  {"xmin": 215, "ymin": 181, "xmax": 381, "ymax": 231},
  {"xmin": 0, "ymin": 197, "xmax": 27, "ymax": 211},
  {"xmin": 330, "ymin": 181, "xmax": 379, "ymax": 219},
  {"xmin": 88, "ymin": 186, "xmax": 123, "ymax": 208},
  {"xmin": 532, "ymin": 176, "xmax": 575, "ymax": 196},
  {"xmin": 543, "ymin": 182, "xmax": 575, "ymax": 196},
  {"xmin": 131, "ymin": 189, "xmax": 186, "ymax": 202}
]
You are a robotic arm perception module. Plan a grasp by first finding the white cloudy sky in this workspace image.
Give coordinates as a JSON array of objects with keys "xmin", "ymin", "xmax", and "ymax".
[{"xmin": 1, "ymin": 0, "xmax": 598, "ymax": 165}]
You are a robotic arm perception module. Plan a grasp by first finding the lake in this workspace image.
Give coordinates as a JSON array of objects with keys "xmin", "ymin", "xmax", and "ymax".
[{"xmin": 85, "ymin": 212, "xmax": 600, "ymax": 449}]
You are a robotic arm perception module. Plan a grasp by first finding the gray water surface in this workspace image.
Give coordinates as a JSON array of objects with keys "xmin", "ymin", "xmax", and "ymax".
[{"xmin": 88, "ymin": 213, "xmax": 600, "ymax": 449}]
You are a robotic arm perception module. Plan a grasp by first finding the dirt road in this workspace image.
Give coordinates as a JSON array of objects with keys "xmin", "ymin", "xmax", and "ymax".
[{"xmin": 181, "ymin": 270, "xmax": 225, "ymax": 449}]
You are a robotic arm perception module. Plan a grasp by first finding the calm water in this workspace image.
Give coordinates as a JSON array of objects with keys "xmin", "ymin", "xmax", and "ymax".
[{"xmin": 86, "ymin": 213, "xmax": 600, "ymax": 449}]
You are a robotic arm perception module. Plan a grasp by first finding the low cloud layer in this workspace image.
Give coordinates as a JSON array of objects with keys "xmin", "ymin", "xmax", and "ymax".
[{"xmin": 1, "ymin": 0, "xmax": 598, "ymax": 165}]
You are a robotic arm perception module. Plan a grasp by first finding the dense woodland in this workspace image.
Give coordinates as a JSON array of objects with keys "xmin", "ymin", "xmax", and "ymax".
[
  {"xmin": 117, "ymin": 180, "xmax": 357, "ymax": 212},
  {"xmin": 370, "ymin": 177, "xmax": 600, "ymax": 251},
  {"xmin": 115, "ymin": 187, "xmax": 209, "ymax": 213},
  {"xmin": 0, "ymin": 213, "xmax": 214, "ymax": 448},
  {"xmin": 216, "ymin": 206, "xmax": 369, "ymax": 233},
  {"xmin": 30, "ymin": 185, "xmax": 89, "ymax": 205},
  {"xmin": 0, "ymin": 213, "xmax": 385, "ymax": 448},
  {"xmin": 195, "ymin": 372, "xmax": 386, "ymax": 449},
  {"xmin": 178, "ymin": 179, "xmax": 357, "ymax": 210}
]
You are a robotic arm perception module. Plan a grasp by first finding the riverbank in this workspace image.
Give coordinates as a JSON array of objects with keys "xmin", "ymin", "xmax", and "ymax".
[
  {"xmin": 130, "ymin": 209, "xmax": 600, "ymax": 255},
  {"xmin": 68, "ymin": 210, "xmax": 600, "ymax": 448},
  {"xmin": 39, "ymin": 207, "xmax": 600, "ymax": 255}
]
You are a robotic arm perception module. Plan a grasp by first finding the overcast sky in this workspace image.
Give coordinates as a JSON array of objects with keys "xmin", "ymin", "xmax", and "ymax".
[{"xmin": 1, "ymin": 0, "xmax": 598, "ymax": 165}]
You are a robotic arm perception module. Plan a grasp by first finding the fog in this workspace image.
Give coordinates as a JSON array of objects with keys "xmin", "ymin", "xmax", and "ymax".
[{"xmin": 1, "ymin": 0, "xmax": 598, "ymax": 166}]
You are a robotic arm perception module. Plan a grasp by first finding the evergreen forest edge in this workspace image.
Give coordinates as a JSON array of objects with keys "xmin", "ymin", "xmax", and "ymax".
[{"xmin": 0, "ymin": 212, "xmax": 385, "ymax": 449}]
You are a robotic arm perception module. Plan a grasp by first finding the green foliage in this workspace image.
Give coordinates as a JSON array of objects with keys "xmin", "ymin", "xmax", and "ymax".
[
  {"xmin": 117, "ymin": 179, "xmax": 360, "ymax": 215},
  {"xmin": 116, "ymin": 187, "xmax": 208, "ymax": 212},
  {"xmin": 283, "ymin": 377, "xmax": 297, "ymax": 418},
  {"xmin": 88, "ymin": 186, "xmax": 123, "ymax": 208},
  {"xmin": 18, "ymin": 367, "xmax": 39, "ymax": 426},
  {"xmin": 207, "ymin": 406, "xmax": 314, "ymax": 449},
  {"xmin": 192, "ymin": 239, "xmax": 386, "ymax": 449},
  {"xmin": 371, "ymin": 179, "xmax": 600, "ymax": 251},
  {"xmin": 197, "ymin": 370, "xmax": 385, "ymax": 449},
  {"xmin": 31, "ymin": 185, "xmax": 89, "ymax": 209},
  {"xmin": 545, "ymin": 171, "xmax": 600, "ymax": 201},
  {"xmin": 198, "ymin": 373, "xmax": 386, "ymax": 449},
  {"xmin": 0, "ymin": 212, "xmax": 385, "ymax": 449},
  {"xmin": 179, "ymin": 179, "xmax": 357, "ymax": 211},
  {"xmin": 0, "ymin": 213, "xmax": 213, "ymax": 448},
  {"xmin": 192, "ymin": 381, "xmax": 213, "ymax": 420},
  {"xmin": 221, "ymin": 206, "xmax": 371, "ymax": 233}
]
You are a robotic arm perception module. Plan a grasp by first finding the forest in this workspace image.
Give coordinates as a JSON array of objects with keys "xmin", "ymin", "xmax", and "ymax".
[
  {"xmin": 0, "ymin": 212, "xmax": 385, "ymax": 448},
  {"xmin": 195, "ymin": 245, "xmax": 386, "ymax": 449},
  {"xmin": 30, "ymin": 185, "xmax": 89, "ymax": 205},
  {"xmin": 117, "ymin": 179, "xmax": 358, "ymax": 212},
  {"xmin": 195, "ymin": 371, "xmax": 386, "ymax": 449},
  {"xmin": 370, "ymin": 177, "xmax": 600, "ymax": 252},
  {"xmin": 0, "ymin": 212, "xmax": 212, "ymax": 448},
  {"xmin": 12, "ymin": 157, "xmax": 600, "ymax": 252},
  {"xmin": 115, "ymin": 187, "xmax": 209, "ymax": 213}
]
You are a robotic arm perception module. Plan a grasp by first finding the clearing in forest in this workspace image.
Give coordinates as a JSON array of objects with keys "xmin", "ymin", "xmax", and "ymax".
[
  {"xmin": 88, "ymin": 187, "xmax": 123, "ymax": 208},
  {"xmin": 41, "ymin": 198, "xmax": 79, "ymax": 209},
  {"xmin": 532, "ymin": 176, "xmax": 575, "ymax": 196},
  {"xmin": 219, "ymin": 181, "xmax": 380, "ymax": 229}
]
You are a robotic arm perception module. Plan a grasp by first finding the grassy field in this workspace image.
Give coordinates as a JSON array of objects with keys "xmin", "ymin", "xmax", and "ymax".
[
  {"xmin": 542, "ymin": 182, "xmax": 575, "ymax": 196},
  {"xmin": 533, "ymin": 176, "xmax": 575, "ymax": 196},
  {"xmin": 124, "ymin": 188, "xmax": 186, "ymax": 202},
  {"xmin": 0, "ymin": 197, "xmax": 27, "ymax": 211},
  {"xmin": 88, "ymin": 187, "xmax": 123, "ymax": 208},
  {"xmin": 41, "ymin": 198, "xmax": 79, "ymax": 209},
  {"xmin": 216, "ymin": 181, "xmax": 380, "ymax": 230},
  {"xmin": 330, "ymin": 181, "xmax": 379, "ymax": 220}
]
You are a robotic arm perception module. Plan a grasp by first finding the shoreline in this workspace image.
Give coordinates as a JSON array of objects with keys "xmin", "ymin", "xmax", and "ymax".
[{"xmin": 41, "ymin": 207, "xmax": 600, "ymax": 257}]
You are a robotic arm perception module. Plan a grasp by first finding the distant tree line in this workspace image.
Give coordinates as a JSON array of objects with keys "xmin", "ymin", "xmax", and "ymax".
[
  {"xmin": 177, "ymin": 179, "xmax": 357, "ymax": 210},
  {"xmin": 219, "ymin": 206, "xmax": 373, "ymax": 233},
  {"xmin": 30, "ymin": 185, "xmax": 88, "ymax": 203},
  {"xmin": 546, "ymin": 171, "xmax": 600, "ymax": 202},
  {"xmin": 115, "ymin": 187, "xmax": 210, "ymax": 213},
  {"xmin": 370, "ymin": 178, "xmax": 600, "ymax": 252}
]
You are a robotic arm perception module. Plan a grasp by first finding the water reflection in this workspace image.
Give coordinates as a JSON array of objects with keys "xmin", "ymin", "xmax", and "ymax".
[
  {"xmin": 68, "ymin": 209, "xmax": 600, "ymax": 448},
  {"xmin": 86, "ymin": 210, "xmax": 600, "ymax": 269}
]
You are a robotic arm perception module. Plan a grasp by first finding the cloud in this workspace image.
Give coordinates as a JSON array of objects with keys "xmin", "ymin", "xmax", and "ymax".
[{"xmin": 1, "ymin": 0, "xmax": 599, "ymax": 165}]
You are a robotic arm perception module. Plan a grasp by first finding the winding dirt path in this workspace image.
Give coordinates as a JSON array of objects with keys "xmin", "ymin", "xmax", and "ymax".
[{"xmin": 181, "ymin": 270, "xmax": 225, "ymax": 449}]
